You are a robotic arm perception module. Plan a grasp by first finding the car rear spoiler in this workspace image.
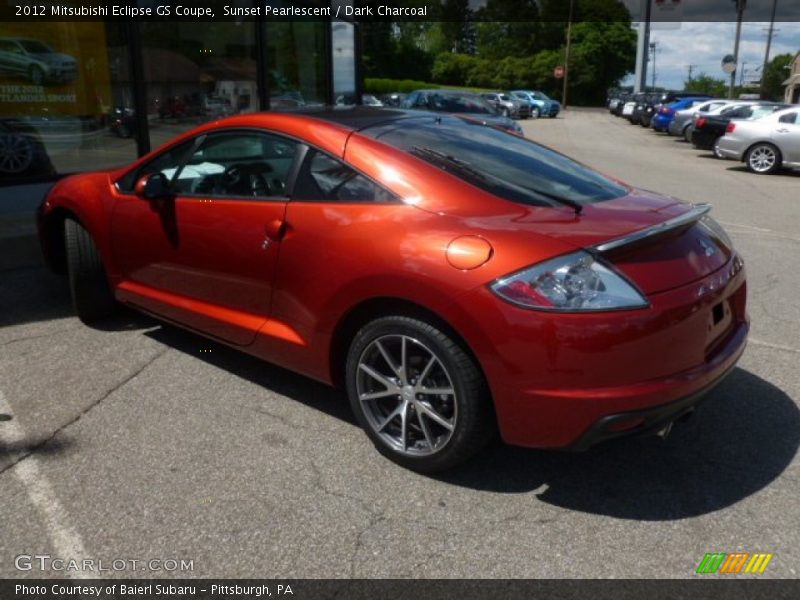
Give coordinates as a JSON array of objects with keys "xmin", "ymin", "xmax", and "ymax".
[{"xmin": 590, "ymin": 204, "xmax": 712, "ymax": 254}]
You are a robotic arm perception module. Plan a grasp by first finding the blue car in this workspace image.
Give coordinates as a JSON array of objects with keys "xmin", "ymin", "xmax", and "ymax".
[
  {"xmin": 510, "ymin": 90, "xmax": 561, "ymax": 118},
  {"xmin": 651, "ymin": 97, "xmax": 712, "ymax": 132}
]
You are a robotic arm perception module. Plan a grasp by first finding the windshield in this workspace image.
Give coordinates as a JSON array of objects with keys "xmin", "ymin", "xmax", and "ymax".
[
  {"xmin": 426, "ymin": 94, "xmax": 495, "ymax": 115},
  {"xmin": 363, "ymin": 115, "xmax": 627, "ymax": 208},
  {"xmin": 18, "ymin": 40, "xmax": 53, "ymax": 54}
]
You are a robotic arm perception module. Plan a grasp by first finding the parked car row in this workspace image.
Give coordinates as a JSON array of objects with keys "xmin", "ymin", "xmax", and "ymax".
[{"xmin": 608, "ymin": 90, "xmax": 800, "ymax": 175}]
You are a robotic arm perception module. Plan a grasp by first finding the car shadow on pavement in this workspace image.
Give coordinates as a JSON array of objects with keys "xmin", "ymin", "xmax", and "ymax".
[
  {"xmin": 143, "ymin": 324, "xmax": 356, "ymax": 425},
  {"xmin": 726, "ymin": 165, "xmax": 800, "ymax": 178},
  {"xmin": 437, "ymin": 367, "xmax": 799, "ymax": 520},
  {"xmin": 0, "ymin": 267, "xmax": 73, "ymax": 328}
]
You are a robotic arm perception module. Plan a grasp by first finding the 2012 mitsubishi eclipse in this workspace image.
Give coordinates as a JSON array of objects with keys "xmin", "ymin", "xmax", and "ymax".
[{"xmin": 37, "ymin": 108, "xmax": 748, "ymax": 472}]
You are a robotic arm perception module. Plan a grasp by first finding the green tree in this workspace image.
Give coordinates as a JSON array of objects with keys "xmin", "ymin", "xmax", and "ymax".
[
  {"xmin": 440, "ymin": 0, "xmax": 474, "ymax": 54},
  {"xmin": 474, "ymin": 1, "xmax": 540, "ymax": 60},
  {"xmin": 564, "ymin": 21, "xmax": 636, "ymax": 104},
  {"xmin": 761, "ymin": 53, "xmax": 794, "ymax": 101},
  {"xmin": 684, "ymin": 74, "xmax": 728, "ymax": 97}
]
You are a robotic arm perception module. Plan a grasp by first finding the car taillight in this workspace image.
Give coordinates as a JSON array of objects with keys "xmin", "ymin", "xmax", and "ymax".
[
  {"xmin": 696, "ymin": 117, "xmax": 707, "ymax": 128},
  {"xmin": 726, "ymin": 122, "xmax": 736, "ymax": 133},
  {"xmin": 659, "ymin": 107, "xmax": 673, "ymax": 115}
]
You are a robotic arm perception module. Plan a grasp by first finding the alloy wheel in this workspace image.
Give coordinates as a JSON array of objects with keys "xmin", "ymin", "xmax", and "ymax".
[
  {"xmin": 748, "ymin": 145, "xmax": 777, "ymax": 173},
  {"xmin": 356, "ymin": 334, "xmax": 457, "ymax": 456},
  {"xmin": 0, "ymin": 133, "xmax": 34, "ymax": 174}
]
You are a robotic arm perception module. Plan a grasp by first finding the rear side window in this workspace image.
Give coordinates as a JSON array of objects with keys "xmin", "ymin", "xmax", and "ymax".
[
  {"xmin": 778, "ymin": 112, "xmax": 798, "ymax": 124},
  {"xmin": 362, "ymin": 115, "xmax": 627, "ymax": 208},
  {"xmin": 293, "ymin": 150, "xmax": 397, "ymax": 203}
]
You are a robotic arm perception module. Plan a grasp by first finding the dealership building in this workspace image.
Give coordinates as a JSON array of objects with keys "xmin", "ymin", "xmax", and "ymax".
[{"xmin": 0, "ymin": 18, "xmax": 359, "ymax": 268}]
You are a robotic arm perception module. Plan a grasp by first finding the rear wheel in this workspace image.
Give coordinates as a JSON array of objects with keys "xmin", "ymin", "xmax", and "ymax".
[
  {"xmin": 683, "ymin": 124, "xmax": 694, "ymax": 142},
  {"xmin": 746, "ymin": 143, "xmax": 781, "ymax": 174},
  {"xmin": 65, "ymin": 219, "xmax": 117, "ymax": 323},
  {"xmin": 345, "ymin": 316, "xmax": 494, "ymax": 473}
]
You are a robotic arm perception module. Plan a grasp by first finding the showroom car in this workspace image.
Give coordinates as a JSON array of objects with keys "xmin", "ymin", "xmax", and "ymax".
[{"xmin": 37, "ymin": 108, "xmax": 748, "ymax": 472}]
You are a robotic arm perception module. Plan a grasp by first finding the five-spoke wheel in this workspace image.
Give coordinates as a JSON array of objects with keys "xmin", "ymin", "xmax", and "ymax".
[{"xmin": 346, "ymin": 316, "xmax": 494, "ymax": 472}]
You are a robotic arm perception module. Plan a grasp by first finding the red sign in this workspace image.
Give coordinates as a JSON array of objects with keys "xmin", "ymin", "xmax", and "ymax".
[{"xmin": 554, "ymin": 66, "xmax": 565, "ymax": 79}]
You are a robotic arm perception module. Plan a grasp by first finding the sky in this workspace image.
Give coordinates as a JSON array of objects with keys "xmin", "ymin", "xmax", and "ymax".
[{"xmin": 622, "ymin": 21, "xmax": 800, "ymax": 90}]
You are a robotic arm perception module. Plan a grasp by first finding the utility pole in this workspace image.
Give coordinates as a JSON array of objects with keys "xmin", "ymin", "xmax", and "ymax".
[
  {"xmin": 761, "ymin": 0, "xmax": 779, "ymax": 99},
  {"xmin": 687, "ymin": 64, "xmax": 698, "ymax": 84},
  {"xmin": 650, "ymin": 42, "xmax": 658, "ymax": 90},
  {"xmin": 740, "ymin": 61, "xmax": 747, "ymax": 86},
  {"xmin": 729, "ymin": 0, "xmax": 747, "ymax": 99},
  {"xmin": 636, "ymin": 0, "xmax": 652, "ymax": 92},
  {"xmin": 562, "ymin": 0, "xmax": 575, "ymax": 109}
]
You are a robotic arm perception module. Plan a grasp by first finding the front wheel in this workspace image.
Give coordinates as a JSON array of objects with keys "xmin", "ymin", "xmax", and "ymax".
[
  {"xmin": 746, "ymin": 143, "xmax": 781, "ymax": 174},
  {"xmin": 65, "ymin": 219, "xmax": 118, "ymax": 324},
  {"xmin": 345, "ymin": 316, "xmax": 494, "ymax": 473},
  {"xmin": 530, "ymin": 107, "xmax": 540, "ymax": 119}
]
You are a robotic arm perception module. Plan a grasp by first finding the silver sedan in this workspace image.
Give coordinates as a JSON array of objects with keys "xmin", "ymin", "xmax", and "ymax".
[
  {"xmin": 668, "ymin": 99, "xmax": 733, "ymax": 141},
  {"xmin": 717, "ymin": 106, "xmax": 800, "ymax": 174}
]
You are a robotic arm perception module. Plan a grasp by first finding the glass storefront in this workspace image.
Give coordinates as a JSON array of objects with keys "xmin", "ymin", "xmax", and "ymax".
[
  {"xmin": 267, "ymin": 22, "xmax": 329, "ymax": 110},
  {"xmin": 332, "ymin": 21, "xmax": 357, "ymax": 105},
  {"xmin": 140, "ymin": 21, "xmax": 259, "ymax": 149},
  {"xmin": 0, "ymin": 22, "xmax": 136, "ymax": 182},
  {"xmin": 0, "ymin": 19, "xmax": 354, "ymax": 186}
]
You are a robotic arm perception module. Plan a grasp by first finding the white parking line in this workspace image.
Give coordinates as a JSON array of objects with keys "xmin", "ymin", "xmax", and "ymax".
[{"xmin": 0, "ymin": 389, "xmax": 90, "ymax": 579}]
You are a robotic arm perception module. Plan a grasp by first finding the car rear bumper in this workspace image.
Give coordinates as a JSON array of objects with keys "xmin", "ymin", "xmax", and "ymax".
[
  {"xmin": 565, "ymin": 327, "xmax": 744, "ymax": 451},
  {"xmin": 652, "ymin": 115, "xmax": 672, "ymax": 130},
  {"xmin": 716, "ymin": 137, "xmax": 746, "ymax": 160},
  {"xmin": 457, "ymin": 255, "xmax": 748, "ymax": 449},
  {"xmin": 692, "ymin": 130, "xmax": 719, "ymax": 149},
  {"xmin": 667, "ymin": 120, "xmax": 684, "ymax": 136}
]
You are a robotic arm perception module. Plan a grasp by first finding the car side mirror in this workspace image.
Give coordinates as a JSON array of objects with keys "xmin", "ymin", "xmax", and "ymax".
[{"xmin": 135, "ymin": 172, "xmax": 171, "ymax": 200}]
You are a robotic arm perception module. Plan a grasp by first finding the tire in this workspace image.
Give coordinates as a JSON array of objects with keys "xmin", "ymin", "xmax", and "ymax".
[
  {"xmin": 501, "ymin": 108, "xmax": 510, "ymax": 118},
  {"xmin": 745, "ymin": 143, "xmax": 781, "ymax": 175},
  {"xmin": 530, "ymin": 107, "xmax": 540, "ymax": 119},
  {"xmin": 683, "ymin": 124, "xmax": 693, "ymax": 142},
  {"xmin": 65, "ymin": 219, "xmax": 117, "ymax": 324},
  {"xmin": 345, "ymin": 316, "xmax": 494, "ymax": 473},
  {"xmin": 29, "ymin": 66, "xmax": 45, "ymax": 86}
]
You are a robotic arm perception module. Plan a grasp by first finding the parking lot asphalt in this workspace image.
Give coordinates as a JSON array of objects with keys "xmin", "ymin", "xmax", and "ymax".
[{"xmin": 1, "ymin": 108, "xmax": 798, "ymax": 579}]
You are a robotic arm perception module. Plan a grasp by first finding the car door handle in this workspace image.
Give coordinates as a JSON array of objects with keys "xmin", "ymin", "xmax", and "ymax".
[
  {"xmin": 262, "ymin": 219, "xmax": 288, "ymax": 249},
  {"xmin": 776, "ymin": 128, "xmax": 790, "ymax": 134}
]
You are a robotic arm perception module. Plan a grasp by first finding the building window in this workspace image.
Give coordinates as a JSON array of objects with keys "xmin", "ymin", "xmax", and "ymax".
[
  {"xmin": 139, "ymin": 22, "xmax": 258, "ymax": 148},
  {"xmin": 0, "ymin": 22, "xmax": 135, "ymax": 183}
]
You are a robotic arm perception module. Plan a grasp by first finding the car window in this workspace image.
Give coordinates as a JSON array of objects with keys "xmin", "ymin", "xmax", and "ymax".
[
  {"xmin": 117, "ymin": 140, "xmax": 195, "ymax": 193},
  {"xmin": 363, "ymin": 115, "xmax": 627, "ymax": 208},
  {"xmin": 172, "ymin": 131, "xmax": 298, "ymax": 198},
  {"xmin": 778, "ymin": 112, "xmax": 798, "ymax": 124},
  {"xmin": 750, "ymin": 106, "xmax": 779, "ymax": 120},
  {"xmin": 293, "ymin": 150, "xmax": 397, "ymax": 203}
]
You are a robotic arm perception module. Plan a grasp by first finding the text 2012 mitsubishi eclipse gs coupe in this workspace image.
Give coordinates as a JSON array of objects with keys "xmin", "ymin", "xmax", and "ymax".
[{"xmin": 38, "ymin": 108, "xmax": 748, "ymax": 472}]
